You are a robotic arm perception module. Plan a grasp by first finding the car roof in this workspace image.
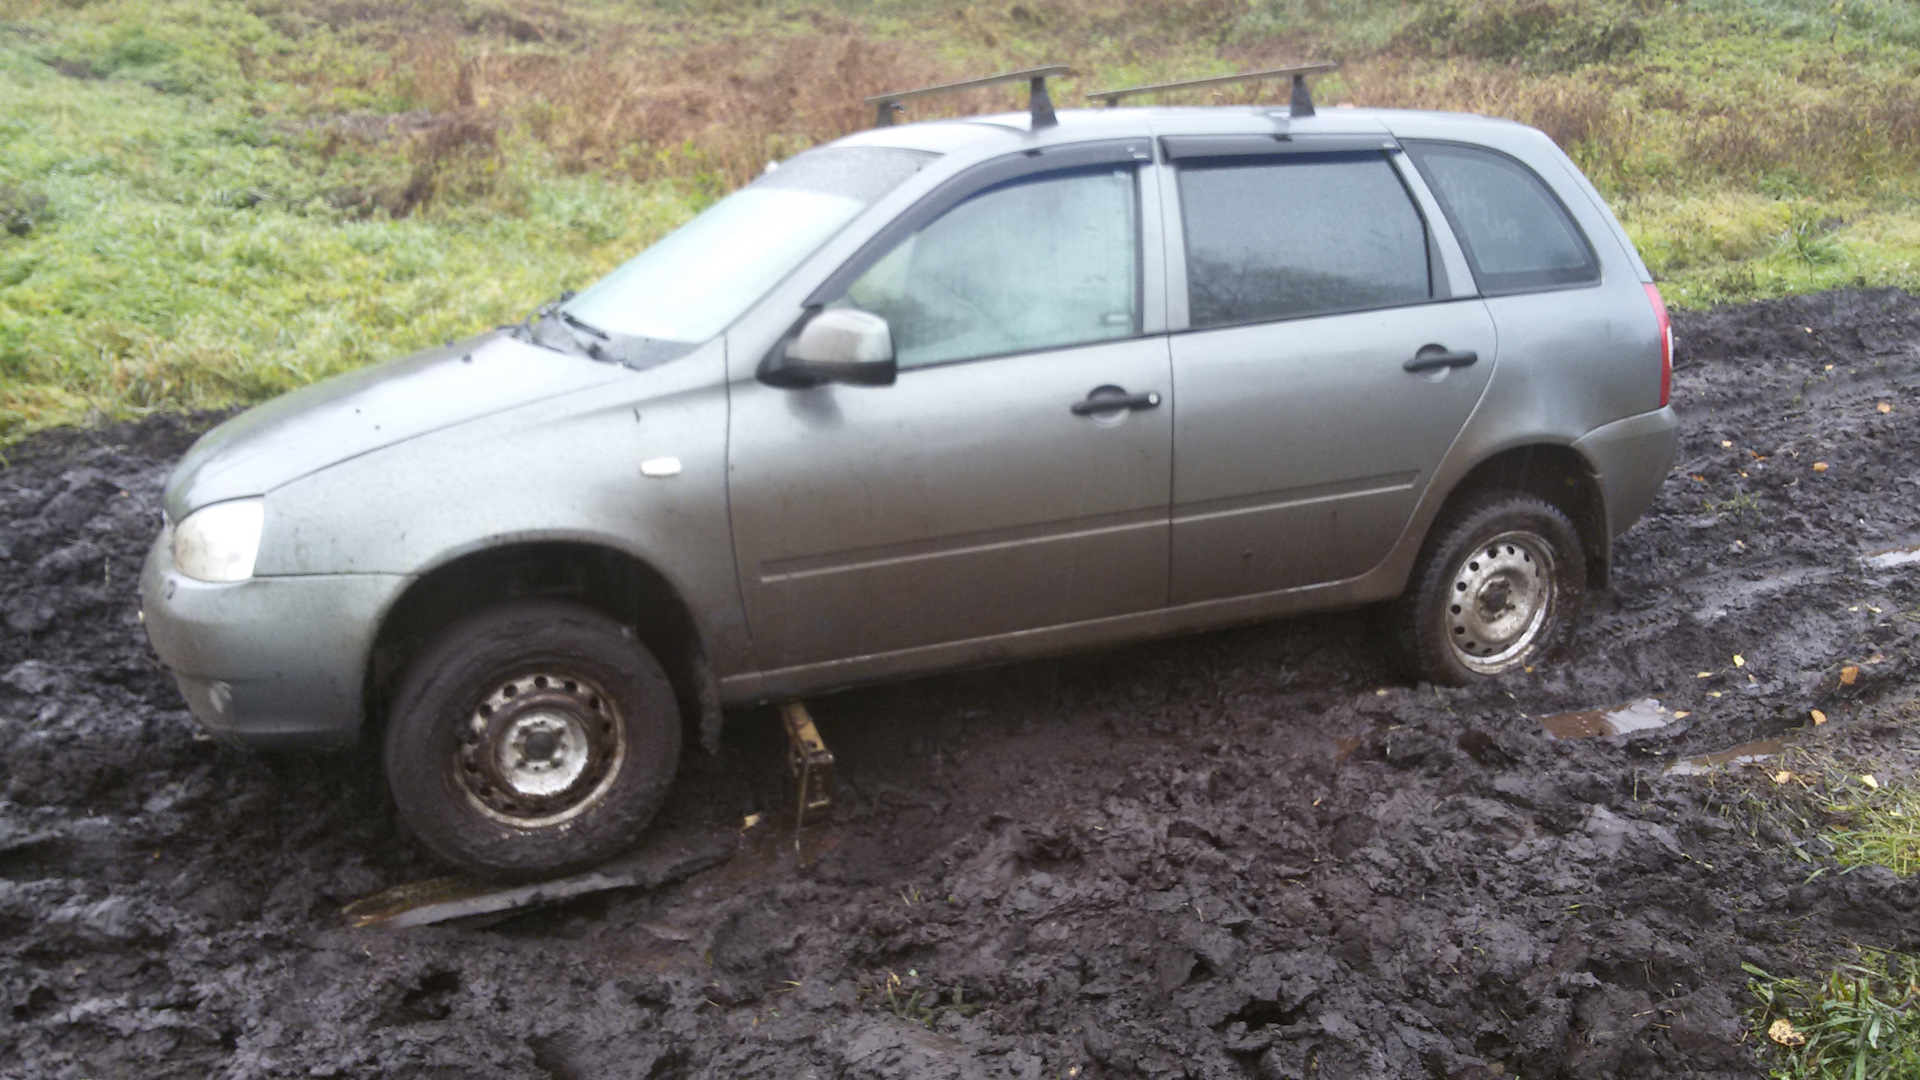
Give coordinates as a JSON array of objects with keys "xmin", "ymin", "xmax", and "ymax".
[{"xmin": 829, "ymin": 105, "xmax": 1525, "ymax": 157}]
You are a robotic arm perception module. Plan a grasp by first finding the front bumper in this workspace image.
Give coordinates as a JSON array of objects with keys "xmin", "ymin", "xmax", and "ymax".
[{"xmin": 140, "ymin": 531, "xmax": 408, "ymax": 749}]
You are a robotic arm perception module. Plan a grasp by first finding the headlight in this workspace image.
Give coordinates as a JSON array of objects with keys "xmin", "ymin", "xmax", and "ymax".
[{"xmin": 172, "ymin": 499, "xmax": 265, "ymax": 583}]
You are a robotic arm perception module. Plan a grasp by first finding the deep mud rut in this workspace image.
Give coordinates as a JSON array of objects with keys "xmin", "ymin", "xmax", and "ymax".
[{"xmin": 4, "ymin": 289, "xmax": 1920, "ymax": 1080}]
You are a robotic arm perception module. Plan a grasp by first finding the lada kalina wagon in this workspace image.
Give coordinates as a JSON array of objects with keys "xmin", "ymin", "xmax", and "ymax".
[{"xmin": 141, "ymin": 75, "xmax": 1680, "ymax": 880}]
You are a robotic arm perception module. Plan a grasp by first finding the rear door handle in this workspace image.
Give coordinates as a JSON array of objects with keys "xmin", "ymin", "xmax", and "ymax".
[
  {"xmin": 1071, "ymin": 390, "xmax": 1162, "ymax": 415},
  {"xmin": 1403, "ymin": 347, "xmax": 1479, "ymax": 374}
]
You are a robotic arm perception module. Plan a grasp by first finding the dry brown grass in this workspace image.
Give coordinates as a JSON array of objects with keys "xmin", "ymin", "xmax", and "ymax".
[
  {"xmin": 1339, "ymin": 61, "xmax": 1637, "ymax": 179},
  {"xmin": 239, "ymin": 0, "xmax": 1920, "ymax": 212},
  {"xmin": 1674, "ymin": 80, "xmax": 1920, "ymax": 187},
  {"xmin": 1393, "ymin": 0, "xmax": 1646, "ymax": 69},
  {"xmin": 395, "ymin": 28, "xmax": 954, "ymax": 190},
  {"xmin": 1337, "ymin": 58, "xmax": 1920, "ymax": 194},
  {"xmin": 293, "ymin": 0, "xmax": 1322, "ymax": 203}
]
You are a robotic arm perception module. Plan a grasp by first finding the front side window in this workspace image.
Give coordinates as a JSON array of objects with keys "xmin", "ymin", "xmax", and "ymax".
[
  {"xmin": 1178, "ymin": 152, "xmax": 1431, "ymax": 330},
  {"xmin": 835, "ymin": 166, "xmax": 1139, "ymax": 369},
  {"xmin": 1404, "ymin": 141, "xmax": 1599, "ymax": 295}
]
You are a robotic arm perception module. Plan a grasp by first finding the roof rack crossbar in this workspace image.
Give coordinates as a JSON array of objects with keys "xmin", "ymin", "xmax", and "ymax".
[
  {"xmin": 866, "ymin": 65, "xmax": 1072, "ymax": 130},
  {"xmin": 1085, "ymin": 62, "xmax": 1339, "ymax": 116}
]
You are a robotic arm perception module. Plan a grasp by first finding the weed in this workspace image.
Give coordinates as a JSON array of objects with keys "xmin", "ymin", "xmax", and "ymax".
[
  {"xmin": 0, "ymin": 184, "xmax": 49, "ymax": 238},
  {"xmin": 1747, "ymin": 951, "xmax": 1920, "ymax": 1080},
  {"xmin": 1715, "ymin": 699, "xmax": 1920, "ymax": 1078},
  {"xmin": 1758, "ymin": 169, "xmax": 1814, "ymax": 199},
  {"xmin": 864, "ymin": 969, "xmax": 987, "ymax": 1028},
  {"xmin": 1708, "ymin": 491, "xmax": 1761, "ymax": 518},
  {"xmin": 1779, "ymin": 204, "xmax": 1846, "ymax": 266},
  {"xmin": 1714, "ymin": 696, "xmax": 1920, "ymax": 877},
  {"xmin": 1822, "ymin": 770, "xmax": 1920, "ymax": 877}
]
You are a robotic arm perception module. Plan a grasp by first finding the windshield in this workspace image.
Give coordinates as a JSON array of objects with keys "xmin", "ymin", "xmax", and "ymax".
[{"xmin": 559, "ymin": 146, "xmax": 934, "ymax": 349}]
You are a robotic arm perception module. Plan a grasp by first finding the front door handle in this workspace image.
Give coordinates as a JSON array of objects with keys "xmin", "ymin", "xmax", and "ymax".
[
  {"xmin": 1403, "ymin": 347, "xmax": 1479, "ymax": 374},
  {"xmin": 1071, "ymin": 389, "xmax": 1162, "ymax": 416}
]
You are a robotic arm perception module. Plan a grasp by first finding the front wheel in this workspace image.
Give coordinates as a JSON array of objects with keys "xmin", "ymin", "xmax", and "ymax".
[
  {"xmin": 384, "ymin": 601, "xmax": 681, "ymax": 881},
  {"xmin": 1393, "ymin": 492, "xmax": 1586, "ymax": 686}
]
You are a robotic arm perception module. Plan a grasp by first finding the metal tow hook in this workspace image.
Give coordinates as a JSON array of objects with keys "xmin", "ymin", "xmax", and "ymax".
[{"xmin": 780, "ymin": 701, "xmax": 836, "ymax": 829}]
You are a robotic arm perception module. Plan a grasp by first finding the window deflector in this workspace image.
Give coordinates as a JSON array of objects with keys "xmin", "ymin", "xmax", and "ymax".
[{"xmin": 1158, "ymin": 133, "xmax": 1400, "ymax": 160}]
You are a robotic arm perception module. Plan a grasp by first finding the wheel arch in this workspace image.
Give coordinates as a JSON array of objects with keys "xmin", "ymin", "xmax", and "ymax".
[
  {"xmin": 364, "ymin": 540, "xmax": 723, "ymax": 757},
  {"xmin": 1427, "ymin": 443, "xmax": 1609, "ymax": 590}
]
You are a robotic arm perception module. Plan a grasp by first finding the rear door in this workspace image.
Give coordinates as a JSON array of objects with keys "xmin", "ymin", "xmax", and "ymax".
[
  {"xmin": 727, "ymin": 144, "xmax": 1174, "ymax": 674},
  {"xmin": 1164, "ymin": 136, "xmax": 1497, "ymax": 603}
]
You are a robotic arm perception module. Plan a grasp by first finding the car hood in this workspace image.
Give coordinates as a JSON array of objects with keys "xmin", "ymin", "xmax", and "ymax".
[{"xmin": 163, "ymin": 332, "xmax": 627, "ymax": 521}]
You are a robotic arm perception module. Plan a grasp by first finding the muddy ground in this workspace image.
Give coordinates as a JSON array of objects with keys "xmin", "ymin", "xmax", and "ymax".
[{"xmin": 3, "ymin": 288, "xmax": 1919, "ymax": 1080}]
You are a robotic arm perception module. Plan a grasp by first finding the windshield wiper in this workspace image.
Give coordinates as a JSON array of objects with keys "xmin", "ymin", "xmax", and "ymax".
[
  {"xmin": 559, "ymin": 310, "xmax": 608, "ymax": 340},
  {"xmin": 507, "ymin": 293, "xmax": 699, "ymax": 370}
]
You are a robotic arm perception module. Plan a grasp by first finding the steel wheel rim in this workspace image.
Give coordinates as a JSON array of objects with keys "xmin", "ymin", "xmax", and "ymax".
[
  {"xmin": 1444, "ymin": 530, "xmax": 1557, "ymax": 674},
  {"xmin": 456, "ymin": 670, "xmax": 626, "ymax": 828}
]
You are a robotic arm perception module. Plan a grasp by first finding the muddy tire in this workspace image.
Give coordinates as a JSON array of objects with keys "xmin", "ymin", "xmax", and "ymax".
[
  {"xmin": 384, "ymin": 601, "xmax": 681, "ymax": 882},
  {"xmin": 1394, "ymin": 492, "xmax": 1586, "ymax": 686}
]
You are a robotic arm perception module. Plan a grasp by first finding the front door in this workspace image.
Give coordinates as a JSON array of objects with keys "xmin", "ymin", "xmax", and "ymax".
[
  {"xmin": 1165, "ymin": 146, "xmax": 1497, "ymax": 603},
  {"xmin": 728, "ymin": 161, "xmax": 1172, "ymax": 674}
]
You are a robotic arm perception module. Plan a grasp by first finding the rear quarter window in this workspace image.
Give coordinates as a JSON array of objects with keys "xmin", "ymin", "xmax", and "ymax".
[{"xmin": 1404, "ymin": 141, "xmax": 1599, "ymax": 295}]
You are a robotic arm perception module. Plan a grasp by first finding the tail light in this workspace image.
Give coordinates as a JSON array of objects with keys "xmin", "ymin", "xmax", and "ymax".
[{"xmin": 1645, "ymin": 283, "xmax": 1672, "ymax": 408}]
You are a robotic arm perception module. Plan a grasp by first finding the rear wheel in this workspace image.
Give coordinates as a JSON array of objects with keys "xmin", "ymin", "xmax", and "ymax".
[
  {"xmin": 384, "ymin": 601, "xmax": 681, "ymax": 881},
  {"xmin": 1394, "ymin": 492, "xmax": 1586, "ymax": 685}
]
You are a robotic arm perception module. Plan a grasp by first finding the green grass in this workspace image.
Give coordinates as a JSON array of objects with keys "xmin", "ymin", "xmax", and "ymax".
[
  {"xmin": 0, "ymin": 0, "xmax": 702, "ymax": 439},
  {"xmin": 1748, "ymin": 952, "xmax": 1920, "ymax": 1080},
  {"xmin": 1740, "ymin": 696, "xmax": 1920, "ymax": 879},
  {"xmin": 1818, "ymin": 766, "xmax": 1920, "ymax": 878},
  {"xmin": 1708, "ymin": 696, "xmax": 1920, "ymax": 1078},
  {"xmin": 2, "ymin": 0, "xmax": 1919, "ymax": 442}
]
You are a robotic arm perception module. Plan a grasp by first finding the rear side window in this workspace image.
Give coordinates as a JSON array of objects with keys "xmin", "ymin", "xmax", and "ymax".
[
  {"xmin": 1178, "ymin": 152, "xmax": 1431, "ymax": 330},
  {"xmin": 1404, "ymin": 141, "xmax": 1598, "ymax": 295}
]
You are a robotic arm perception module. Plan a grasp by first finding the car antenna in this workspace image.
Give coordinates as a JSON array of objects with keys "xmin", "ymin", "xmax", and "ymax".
[
  {"xmin": 865, "ymin": 65, "xmax": 1073, "ymax": 130},
  {"xmin": 1084, "ymin": 62, "xmax": 1338, "ymax": 117}
]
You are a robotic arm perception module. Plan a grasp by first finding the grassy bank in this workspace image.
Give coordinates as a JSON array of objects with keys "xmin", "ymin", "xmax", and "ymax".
[
  {"xmin": 1713, "ymin": 694, "xmax": 1920, "ymax": 1078},
  {"xmin": 2, "ymin": 0, "xmax": 1919, "ymax": 439}
]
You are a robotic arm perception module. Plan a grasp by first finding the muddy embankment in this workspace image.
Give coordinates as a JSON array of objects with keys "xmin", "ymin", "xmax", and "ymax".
[{"xmin": 3, "ymin": 289, "xmax": 1919, "ymax": 1079}]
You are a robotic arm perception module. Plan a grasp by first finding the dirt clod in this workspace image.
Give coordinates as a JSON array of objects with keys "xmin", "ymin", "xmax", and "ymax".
[{"xmin": 2, "ymin": 290, "xmax": 1919, "ymax": 1078}]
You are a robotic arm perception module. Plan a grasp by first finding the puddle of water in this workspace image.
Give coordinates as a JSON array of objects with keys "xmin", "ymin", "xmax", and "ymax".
[
  {"xmin": 1664, "ymin": 738, "xmax": 1789, "ymax": 777},
  {"xmin": 1540, "ymin": 698, "xmax": 1674, "ymax": 739},
  {"xmin": 1865, "ymin": 541, "xmax": 1920, "ymax": 569}
]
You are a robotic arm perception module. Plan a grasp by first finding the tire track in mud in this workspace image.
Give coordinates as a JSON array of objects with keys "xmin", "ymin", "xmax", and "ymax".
[{"xmin": 2, "ymin": 290, "xmax": 1919, "ymax": 1079}]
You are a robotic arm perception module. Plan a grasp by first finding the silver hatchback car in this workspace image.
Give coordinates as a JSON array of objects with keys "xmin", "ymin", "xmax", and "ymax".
[{"xmin": 141, "ymin": 68, "xmax": 1678, "ymax": 879}]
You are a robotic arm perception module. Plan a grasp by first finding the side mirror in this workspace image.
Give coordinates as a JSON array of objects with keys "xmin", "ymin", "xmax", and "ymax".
[{"xmin": 759, "ymin": 308, "xmax": 897, "ymax": 388}]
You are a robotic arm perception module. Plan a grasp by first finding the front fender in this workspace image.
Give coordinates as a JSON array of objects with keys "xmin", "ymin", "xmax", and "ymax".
[{"xmin": 254, "ymin": 347, "xmax": 754, "ymax": 678}]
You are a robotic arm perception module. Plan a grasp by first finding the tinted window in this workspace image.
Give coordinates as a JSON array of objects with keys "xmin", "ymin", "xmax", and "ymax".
[
  {"xmin": 837, "ymin": 167, "xmax": 1138, "ymax": 368},
  {"xmin": 1405, "ymin": 141, "xmax": 1598, "ymax": 294},
  {"xmin": 1178, "ymin": 152, "xmax": 1430, "ymax": 330}
]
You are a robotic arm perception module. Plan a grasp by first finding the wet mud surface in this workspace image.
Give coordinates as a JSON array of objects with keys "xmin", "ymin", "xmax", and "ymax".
[{"xmin": 4, "ymin": 289, "xmax": 1920, "ymax": 1079}]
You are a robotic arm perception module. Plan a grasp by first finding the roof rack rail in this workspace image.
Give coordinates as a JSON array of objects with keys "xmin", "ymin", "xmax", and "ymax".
[
  {"xmin": 1085, "ymin": 62, "xmax": 1339, "ymax": 117},
  {"xmin": 865, "ymin": 65, "xmax": 1073, "ymax": 130}
]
